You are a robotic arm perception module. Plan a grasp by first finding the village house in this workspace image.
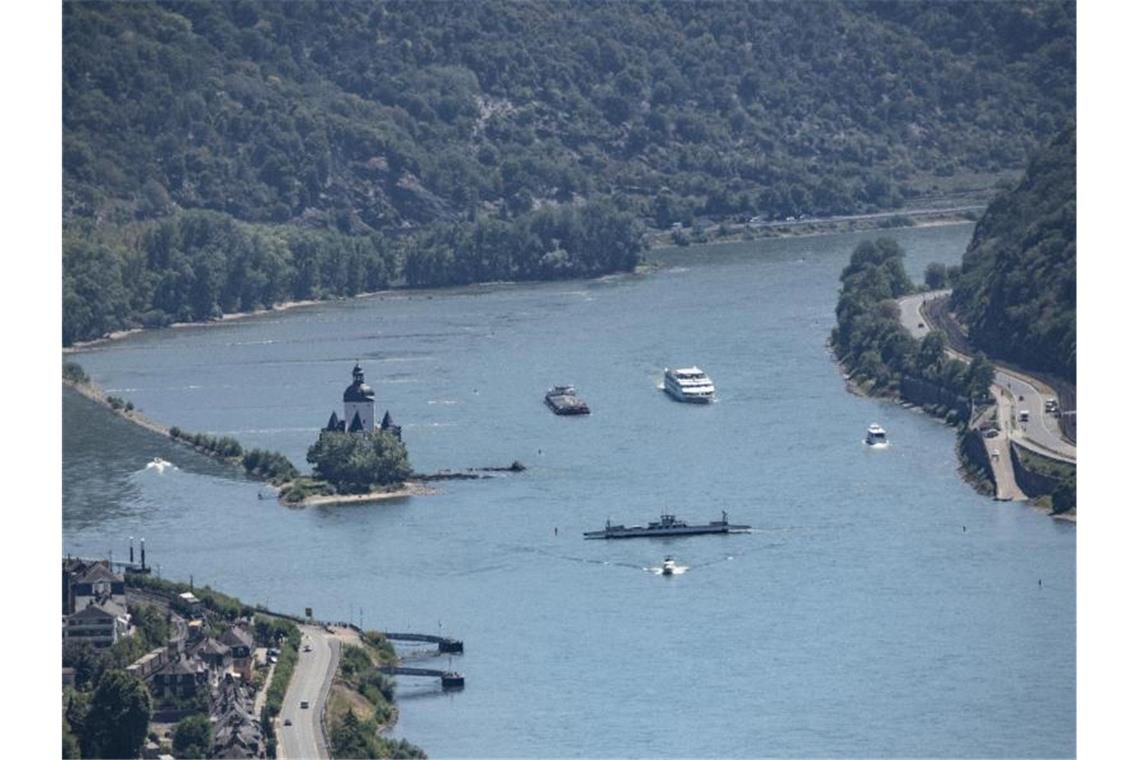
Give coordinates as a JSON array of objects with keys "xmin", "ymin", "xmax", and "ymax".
[
  {"xmin": 220, "ymin": 624, "xmax": 255, "ymax": 681},
  {"xmin": 62, "ymin": 559, "xmax": 126, "ymax": 615},
  {"xmin": 151, "ymin": 657, "xmax": 209, "ymax": 700},
  {"xmin": 64, "ymin": 598, "xmax": 131, "ymax": 649}
]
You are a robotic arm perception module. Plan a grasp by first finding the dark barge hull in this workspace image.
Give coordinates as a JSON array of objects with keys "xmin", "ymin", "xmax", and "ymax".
[
  {"xmin": 545, "ymin": 397, "xmax": 590, "ymax": 415},
  {"xmin": 583, "ymin": 523, "xmax": 751, "ymax": 539}
]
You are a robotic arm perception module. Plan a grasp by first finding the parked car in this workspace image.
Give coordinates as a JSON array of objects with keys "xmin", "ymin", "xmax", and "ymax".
[{"xmin": 284, "ymin": 719, "xmax": 292, "ymax": 726}]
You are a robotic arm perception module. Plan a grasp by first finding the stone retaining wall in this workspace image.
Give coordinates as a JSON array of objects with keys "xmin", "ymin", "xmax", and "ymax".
[{"xmin": 1009, "ymin": 442, "xmax": 1064, "ymax": 498}]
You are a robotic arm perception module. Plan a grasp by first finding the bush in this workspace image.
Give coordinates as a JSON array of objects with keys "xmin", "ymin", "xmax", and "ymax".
[{"xmin": 63, "ymin": 361, "xmax": 89, "ymax": 384}]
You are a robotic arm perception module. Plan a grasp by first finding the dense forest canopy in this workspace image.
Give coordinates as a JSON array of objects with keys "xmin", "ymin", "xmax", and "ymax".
[
  {"xmin": 951, "ymin": 127, "xmax": 1076, "ymax": 382},
  {"xmin": 62, "ymin": 0, "xmax": 1075, "ymax": 344}
]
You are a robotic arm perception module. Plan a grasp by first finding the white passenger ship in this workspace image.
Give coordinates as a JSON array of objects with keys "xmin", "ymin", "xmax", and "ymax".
[{"xmin": 663, "ymin": 367, "xmax": 716, "ymax": 403}]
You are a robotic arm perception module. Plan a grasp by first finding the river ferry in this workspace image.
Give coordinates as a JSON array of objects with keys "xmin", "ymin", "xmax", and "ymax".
[
  {"xmin": 545, "ymin": 385, "xmax": 590, "ymax": 415},
  {"xmin": 583, "ymin": 511, "xmax": 750, "ymax": 539},
  {"xmin": 663, "ymin": 367, "xmax": 716, "ymax": 403}
]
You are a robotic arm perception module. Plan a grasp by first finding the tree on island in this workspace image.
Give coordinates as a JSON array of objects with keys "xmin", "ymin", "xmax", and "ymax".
[{"xmin": 307, "ymin": 430, "xmax": 412, "ymax": 493}]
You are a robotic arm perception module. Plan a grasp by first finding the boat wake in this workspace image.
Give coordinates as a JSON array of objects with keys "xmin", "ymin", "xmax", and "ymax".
[
  {"xmin": 647, "ymin": 564, "xmax": 689, "ymax": 575},
  {"xmin": 144, "ymin": 457, "xmax": 176, "ymax": 474},
  {"xmin": 864, "ymin": 441, "xmax": 890, "ymax": 449}
]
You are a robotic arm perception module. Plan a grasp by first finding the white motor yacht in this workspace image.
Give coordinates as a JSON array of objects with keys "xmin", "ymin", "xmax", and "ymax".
[{"xmin": 865, "ymin": 424, "xmax": 888, "ymax": 447}]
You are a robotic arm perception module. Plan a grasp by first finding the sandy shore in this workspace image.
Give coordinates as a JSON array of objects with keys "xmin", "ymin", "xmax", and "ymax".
[{"xmin": 284, "ymin": 482, "xmax": 436, "ymax": 508}]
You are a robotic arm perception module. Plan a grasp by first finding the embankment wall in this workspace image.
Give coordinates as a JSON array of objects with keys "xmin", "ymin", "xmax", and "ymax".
[
  {"xmin": 1009, "ymin": 443, "xmax": 1064, "ymax": 498},
  {"xmin": 959, "ymin": 428, "xmax": 996, "ymax": 489}
]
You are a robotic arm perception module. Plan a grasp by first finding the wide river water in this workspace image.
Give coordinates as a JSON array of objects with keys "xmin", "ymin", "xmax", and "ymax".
[{"xmin": 63, "ymin": 224, "xmax": 1074, "ymax": 758}]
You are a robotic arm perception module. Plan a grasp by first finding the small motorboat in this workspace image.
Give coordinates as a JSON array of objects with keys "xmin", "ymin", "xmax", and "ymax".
[{"xmin": 661, "ymin": 556, "xmax": 677, "ymax": 576}]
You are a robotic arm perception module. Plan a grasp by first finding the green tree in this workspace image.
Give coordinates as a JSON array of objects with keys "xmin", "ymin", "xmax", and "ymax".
[
  {"xmin": 63, "ymin": 361, "xmax": 89, "ymax": 384},
  {"xmin": 62, "ymin": 720, "xmax": 81, "ymax": 759},
  {"xmin": 307, "ymin": 431, "xmax": 412, "ymax": 492},
  {"xmin": 1052, "ymin": 475, "xmax": 1076, "ymax": 514},
  {"xmin": 80, "ymin": 670, "xmax": 152, "ymax": 759},
  {"xmin": 173, "ymin": 714, "xmax": 212, "ymax": 759},
  {"xmin": 966, "ymin": 353, "xmax": 996, "ymax": 400},
  {"xmin": 62, "ymin": 642, "xmax": 101, "ymax": 691},
  {"xmin": 924, "ymin": 262, "xmax": 948, "ymax": 290}
]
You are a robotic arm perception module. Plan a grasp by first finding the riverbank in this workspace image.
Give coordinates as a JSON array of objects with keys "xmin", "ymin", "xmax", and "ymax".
[
  {"xmin": 64, "ymin": 296, "xmax": 357, "ymax": 353},
  {"xmin": 64, "ymin": 212, "xmax": 978, "ymax": 356},
  {"xmin": 648, "ymin": 209, "xmax": 979, "ymax": 250}
]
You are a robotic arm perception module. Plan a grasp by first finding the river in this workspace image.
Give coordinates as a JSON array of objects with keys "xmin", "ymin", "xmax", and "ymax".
[{"xmin": 63, "ymin": 223, "xmax": 1074, "ymax": 758}]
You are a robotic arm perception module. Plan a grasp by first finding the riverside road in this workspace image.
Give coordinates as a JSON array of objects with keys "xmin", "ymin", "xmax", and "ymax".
[
  {"xmin": 898, "ymin": 291, "xmax": 1075, "ymax": 461},
  {"xmin": 278, "ymin": 625, "xmax": 340, "ymax": 760}
]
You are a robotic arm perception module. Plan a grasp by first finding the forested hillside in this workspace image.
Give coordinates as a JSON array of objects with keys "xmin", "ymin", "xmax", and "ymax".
[
  {"xmin": 951, "ymin": 127, "xmax": 1076, "ymax": 383},
  {"xmin": 63, "ymin": 0, "xmax": 1075, "ymax": 344}
]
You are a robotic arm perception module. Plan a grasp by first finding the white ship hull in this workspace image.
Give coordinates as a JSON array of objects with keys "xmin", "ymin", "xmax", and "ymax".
[{"xmin": 664, "ymin": 384, "xmax": 714, "ymax": 403}]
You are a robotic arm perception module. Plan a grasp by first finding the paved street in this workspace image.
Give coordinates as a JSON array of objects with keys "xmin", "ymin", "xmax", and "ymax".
[
  {"xmin": 897, "ymin": 292, "xmax": 1075, "ymax": 459},
  {"xmin": 278, "ymin": 626, "xmax": 340, "ymax": 760},
  {"xmin": 896, "ymin": 291, "xmax": 1078, "ymax": 500}
]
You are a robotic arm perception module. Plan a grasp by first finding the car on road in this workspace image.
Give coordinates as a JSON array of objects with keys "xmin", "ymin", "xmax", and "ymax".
[
  {"xmin": 303, "ymin": 644, "xmax": 312, "ymax": 652},
  {"xmin": 984, "ymin": 428, "xmax": 1000, "ymax": 439},
  {"xmin": 300, "ymin": 701, "xmax": 309, "ymax": 709},
  {"xmin": 992, "ymin": 449, "xmax": 1000, "ymax": 459},
  {"xmin": 284, "ymin": 719, "xmax": 292, "ymax": 726},
  {"xmin": 1018, "ymin": 410, "xmax": 1030, "ymax": 422}
]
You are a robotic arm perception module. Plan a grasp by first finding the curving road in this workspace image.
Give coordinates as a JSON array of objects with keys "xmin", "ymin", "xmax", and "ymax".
[
  {"xmin": 278, "ymin": 626, "xmax": 340, "ymax": 760},
  {"xmin": 897, "ymin": 292, "xmax": 1083, "ymax": 501},
  {"xmin": 898, "ymin": 292, "xmax": 1075, "ymax": 463}
]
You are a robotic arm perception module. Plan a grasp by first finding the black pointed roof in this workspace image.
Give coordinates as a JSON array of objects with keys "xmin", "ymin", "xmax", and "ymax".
[
  {"xmin": 348, "ymin": 411, "xmax": 364, "ymax": 433},
  {"xmin": 343, "ymin": 363, "xmax": 375, "ymax": 402},
  {"xmin": 381, "ymin": 410, "xmax": 393, "ymax": 428}
]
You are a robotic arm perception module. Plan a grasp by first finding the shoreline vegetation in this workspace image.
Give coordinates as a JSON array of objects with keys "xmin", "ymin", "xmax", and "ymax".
[
  {"xmin": 64, "ymin": 211, "xmax": 980, "ymax": 355},
  {"xmin": 828, "ymin": 238, "xmax": 1074, "ymax": 519},
  {"xmin": 63, "ymin": 362, "xmax": 521, "ymax": 508}
]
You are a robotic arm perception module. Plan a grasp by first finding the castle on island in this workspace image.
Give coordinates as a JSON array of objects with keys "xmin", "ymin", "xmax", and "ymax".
[{"xmin": 324, "ymin": 363, "xmax": 402, "ymax": 440}]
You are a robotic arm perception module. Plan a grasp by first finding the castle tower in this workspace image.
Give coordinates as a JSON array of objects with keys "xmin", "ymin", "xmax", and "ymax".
[{"xmin": 342, "ymin": 363, "xmax": 376, "ymax": 435}]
